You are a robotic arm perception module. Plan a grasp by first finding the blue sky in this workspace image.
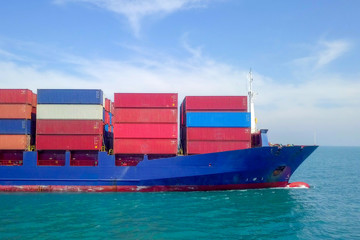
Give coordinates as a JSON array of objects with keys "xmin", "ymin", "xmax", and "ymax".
[{"xmin": 0, "ymin": 0, "xmax": 359, "ymax": 146}]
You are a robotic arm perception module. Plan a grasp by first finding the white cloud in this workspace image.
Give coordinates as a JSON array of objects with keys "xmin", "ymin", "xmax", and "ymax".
[
  {"xmin": 0, "ymin": 61, "xmax": 91, "ymax": 90},
  {"xmin": 253, "ymin": 74, "xmax": 360, "ymax": 146},
  {"xmin": 1, "ymin": 41, "xmax": 359, "ymax": 146},
  {"xmin": 54, "ymin": 0, "xmax": 209, "ymax": 36},
  {"xmin": 292, "ymin": 40, "xmax": 351, "ymax": 70},
  {"xmin": 0, "ymin": 49, "xmax": 26, "ymax": 61},
  {"xmin": 316, "ymin": 40, "xmax": 351, "ymax": 68},
  {"xmin": 181, "ymin": 33, "xmax": 203, "ymax": 59}
]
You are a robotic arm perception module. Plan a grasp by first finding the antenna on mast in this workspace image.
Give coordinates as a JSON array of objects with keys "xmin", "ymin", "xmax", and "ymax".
[{"xmin": 248, "ymin": 69, "xmax": 257, "ymax": 133}]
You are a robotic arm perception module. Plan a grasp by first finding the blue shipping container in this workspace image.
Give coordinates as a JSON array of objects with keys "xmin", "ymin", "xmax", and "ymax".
[
  {"xmin": 0, "ymin": 119, "xmax": 31, "ymax": 134},
  {"xmin": 37, "ymin": 89, "xmax": 103, "ymax": 105},
  {"xmin": 186, "ymin": 112, "xmax": 251, "ymax": 127},
  {"xmin": 109, "ymin": 113, "xmax": 112, "ymax": 125}
]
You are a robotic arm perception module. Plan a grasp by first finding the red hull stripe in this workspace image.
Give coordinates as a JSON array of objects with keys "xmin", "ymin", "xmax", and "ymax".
[{"xmin": 0, "ymin": 182, "xmax": 288, "ymax": 192}]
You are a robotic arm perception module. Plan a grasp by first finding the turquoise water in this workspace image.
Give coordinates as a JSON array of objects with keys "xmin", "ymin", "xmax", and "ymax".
[{"xmin": 0, "ymin": 147, "xmax": 359, "ymax": 239}]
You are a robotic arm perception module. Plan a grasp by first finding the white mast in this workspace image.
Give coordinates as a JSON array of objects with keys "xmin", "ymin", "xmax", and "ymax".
[{"xmin": 248, "ymin": 69, "xmax": 257, "ymax": 133}]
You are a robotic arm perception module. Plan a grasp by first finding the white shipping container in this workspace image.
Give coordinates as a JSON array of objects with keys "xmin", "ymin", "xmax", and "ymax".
[{"xmin": 37, "ymin": 104, "xmax": 104, "ymax": 120}]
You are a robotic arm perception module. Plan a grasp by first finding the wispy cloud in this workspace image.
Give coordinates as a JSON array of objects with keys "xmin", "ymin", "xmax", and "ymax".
[
  {"xmin": 253, "ymin": 72, "xmax": 360, "ymax": 145},
  {"xmin": 54, "ymin": 0, "xmax": 209, "ymax": 37},
  {"xmin": 316, "ymin": 40, "xmax": 351, "ymax": 68},
  {"xmin": 0, "ymin": 39, "xmax": 248, "ymax": 98},
  {"xmin": 292, "ymin": 39, "xmax": 351, "ymax": 70},
  {"xmin": 0, "ymin": 48, "xmax": 26, "ymax": 62},
  {"xmin": 1, "ymin": 39, "xmax": 359, "ymax": 146},
  {"xmin": 181, "ymin": 33, "xmax": 203, "ymax": 59}
]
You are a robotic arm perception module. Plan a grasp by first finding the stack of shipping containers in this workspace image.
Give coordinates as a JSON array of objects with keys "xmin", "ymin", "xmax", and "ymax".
[
  {"xmin": 113, "ymin": 93, "xmax": 178, "ymax": 165},
  {"xmin": 0, "ymin": 89, "xmax": 36, "ymax": 165},
  {"xmin": 36, "ymin": 89, "xmax": 104, "ymax": 166},
  {"xmin": 180, "ymin": 96, "xmax": 251, "ymax": 155},
  {"xmin": 1, "ymin": 89, "xmax": 253, "ymax": 166}
]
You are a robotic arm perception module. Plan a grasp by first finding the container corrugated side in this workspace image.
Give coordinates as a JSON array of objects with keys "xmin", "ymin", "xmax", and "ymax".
[
  {"xmin": 105, "ymin": 98, "xmax": 111, "ymax": 112},
  {"xmin": 0, "ymin": 89, "xmax": 33, "ymax": 105},
  {"xmin": 186, "ymin": 140, "xmax": 250, "ymax": 154},
  {"xmin": 37, "ymin": 104, "xmax": 103, "ymax": 120},
  {"xmin": 0, "ymin": 135, "xmax": 30, "ymax": 150},
  {"xmin": 36, "ymin": 120, "xmax": 103, "ymax": 135},
  {"xmin": 114, "ymin": 123, "xmax": 178, "ymax": 139},
  {"xmin": 37, "ymin": 89, "xmax": 103, "ymax": 105},
  {"xmin": 32, "ymin": 93, "xmax": 37, "ymax": 107},
  {"xmin": 186, "ymin": 112, "xmax": 251, "ymax": 127},
  {"xmin": 114, "ymin": 108, "xmax": 178, "ymax": 123},
  {"xmin": 185, "ymin": 127, "xmax": 251, "ymax": 141},
  {"xmin": 184, "ymin": 96, "xmax": 247, "ymax": 111},
  {"xmin": 114, "ymin": 138, "xmax": 177, "ymax": 154},
  {"xmin": 114, "ymin": 93, "xmax": 177, "ymax": 108},
  {"xmin": 0, "ymin": 104, "xmax": 32, "ymax": 119},
  {"xmin": 0, "ymin": 120, "xmax": 31, "ymax": 134},
  {"xmin": 105, "ymin": 111, "xmax": 110, "ymax": 125},
  {"xmin": 36, "ymin": 135, "xmax": 103, "ymax": 150}
]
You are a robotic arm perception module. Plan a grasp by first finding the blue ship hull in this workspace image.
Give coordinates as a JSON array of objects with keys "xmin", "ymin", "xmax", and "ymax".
[{"xmin": 0, "ymin": 145, "xmax": 317, "ymax": 192}]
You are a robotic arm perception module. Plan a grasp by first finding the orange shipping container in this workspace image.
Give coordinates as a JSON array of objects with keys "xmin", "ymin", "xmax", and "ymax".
[
  {"xmin": 32, "ymin": 93, "xmax": 37, "ymax": 107},
  {"xmin": 0, "ymin": 135, "xmax": 30, "ymax": 150},
  {"xmin": 0, "ymin": 104, "xmax": 32, "ymax": 119}
]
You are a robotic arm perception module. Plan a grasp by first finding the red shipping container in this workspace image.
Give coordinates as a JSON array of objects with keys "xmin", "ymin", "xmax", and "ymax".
[
  {"xmin": 36, "ymin": 120, "xmax": 104, "ymax": 135},
  {"xmin": 184, "ymin": 96, "xmax": 247, "ymax": 111},
  {"xmin": 38, "ymin": 160, "xmax": 65, "ymax": 166},
  {"xmin": 0, "ymin": 160, "xmax": 23, "ymax": 166},
  {"xmin": 114, "ymin": 123, "xmax": 177, "ymax": 139},
  {"xmin": 37, "ymin": 150, "xmax": 66, "ymax": 166},
  {"xmin": 114, "ymin": 93, "xmax": 177, "ymax": 108},
  {"xmin": 105, "ymin": 98, "xmax": 111, "ymax": 112},
  {"xmin": 36, "ymin": 135, "xmax": 103, "ymax": 150},
  {"xmin": 185, "ymin": 127, "xmax": 251, "ymax": 141},
  {"xmin": 114, "ymin": 108, "xmax": 177, "ymax": 123},
  {"xmin": 0, "ymin": 150, "xmax": 23, "ymax": 163},
  {"xmin": 105, "ymin": 111, "xmax": 110, "ymax": 125},
  {"xmin": 0, "ymin": 104, "xmax": 32, "ymax": 119},
  {"xmin": 0, "ymin": 89, "xmax": 33, "ymax": 105},
  {"xmin": 114, "ymin": 138, "xmax": 177, "ymax": 154},
  {"xmin": 186, "ymin": 140, "xmax": 250, "ymax": 154}
]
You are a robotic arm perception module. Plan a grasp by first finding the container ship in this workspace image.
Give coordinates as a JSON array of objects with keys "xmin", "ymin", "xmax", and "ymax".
[{"xmin": 0, "ymin": 81, "xmax": 317, "ymax": 192}]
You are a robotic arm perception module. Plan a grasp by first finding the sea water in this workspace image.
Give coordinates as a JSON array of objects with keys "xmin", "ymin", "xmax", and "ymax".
[{"xmin": 0, "ymin": 147, "xmax": 359, "ymax": 240}]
